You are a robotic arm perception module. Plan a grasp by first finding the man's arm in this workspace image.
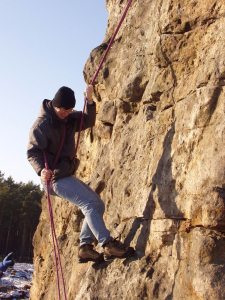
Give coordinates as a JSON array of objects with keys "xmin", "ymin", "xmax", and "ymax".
[
  {"xmin": 27, "ymin": 123, "xmax": 48, "ymax": 176},
  {"xmin": 69, "ymin": 85, "xmax": 96, "ymax": 131},
  {"xmin": 82, "ymin": 101, "xmax": 96, "ymax": 130},
  {"xmin": 82, "ymin": 85, "xmax": 96, "ymax": 129},
  {"xmin": 85, "ymin": 85, "xmax": 94, "ymax": 105}
]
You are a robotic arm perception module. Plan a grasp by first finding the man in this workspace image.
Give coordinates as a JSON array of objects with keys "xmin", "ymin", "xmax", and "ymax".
[
  {"xmin": 27, "ymin": 85, "xmax": 135, "ymax": 263},
  {"xmin": 0, "ymin": 252, "xmax": 15, "ymax": 279}
]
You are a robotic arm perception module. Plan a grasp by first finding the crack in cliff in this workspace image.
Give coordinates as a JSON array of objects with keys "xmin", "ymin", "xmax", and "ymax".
[
  {"xmin": 161, "ymin": 104, "xmax": 174, "ymax": 112},
  {"xmin": 160, "ymin": 14, "xmax": 218, "ymax": 36},
  {"xmin": 157, "ymin": 35, "xmax": 177, "ymax": 108},
  {"xmin": 120, "ymin": 215, "xmax": 225, "ymax": 235}
]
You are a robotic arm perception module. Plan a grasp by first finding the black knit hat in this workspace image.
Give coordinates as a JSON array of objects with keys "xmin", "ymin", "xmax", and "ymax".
[{"xmin": 52, "ymin": 86, "xmax": 76, "ymax": 109}]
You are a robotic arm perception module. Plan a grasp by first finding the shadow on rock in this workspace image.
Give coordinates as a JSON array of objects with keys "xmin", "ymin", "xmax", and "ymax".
[
  {"xmin": 124, "ymin": 121, "xmax": 184, "ymax": 259},
  {"xmin": 91, "ymin": 260, "xmax": 113, "ymax": 270}
]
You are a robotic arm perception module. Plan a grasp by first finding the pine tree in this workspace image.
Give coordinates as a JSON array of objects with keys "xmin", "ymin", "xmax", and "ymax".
[{"xmin": 0, "ymin": 172, "xmax": 44, "ymax": 262}]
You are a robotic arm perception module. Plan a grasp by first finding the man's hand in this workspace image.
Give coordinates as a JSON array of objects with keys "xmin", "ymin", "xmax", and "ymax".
[
  {"xmin": 85, "ymin": 85, "xmax": 93, "ymax": 104},
  {"xmin": 41, "ymin": 168, "xmax": 53, "ymax": 181}
]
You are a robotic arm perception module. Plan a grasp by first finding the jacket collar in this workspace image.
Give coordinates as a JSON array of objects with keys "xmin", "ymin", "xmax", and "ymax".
[{"xmin": 39, "ymin": 100, "xmax": 67, "ymax": 128}]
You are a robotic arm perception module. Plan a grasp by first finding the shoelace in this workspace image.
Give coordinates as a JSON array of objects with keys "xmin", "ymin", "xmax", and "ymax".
[{"xmin": 88, "ymin": 244, "xmax": 95, "ymax": 251}]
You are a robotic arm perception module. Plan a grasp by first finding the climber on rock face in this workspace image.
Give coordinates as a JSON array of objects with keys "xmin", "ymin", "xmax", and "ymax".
[
  {"xmin": 0, "ymin": 252, "xmax": 15, "ymax": 278},
  {"xmin": 27, "ymin": 85, "xmax": 135, "ymax": 263}
]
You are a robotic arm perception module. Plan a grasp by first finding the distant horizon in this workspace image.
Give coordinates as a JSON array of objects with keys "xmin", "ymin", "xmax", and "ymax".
[{"xmin": 0, "ymin": 169, "xmax": 43, "ymax": 187}]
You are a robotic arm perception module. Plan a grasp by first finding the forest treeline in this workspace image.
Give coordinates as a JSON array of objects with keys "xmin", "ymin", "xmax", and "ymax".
[{"xmin": 0, "ymin": 171, "xmax": 44, "ymax": 263}]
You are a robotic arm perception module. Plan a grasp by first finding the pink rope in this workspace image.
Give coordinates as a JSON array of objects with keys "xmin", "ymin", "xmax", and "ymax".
[
  {"xmin": 45, "ymin": 179, "xmax": 61, "ymax": 300},
  {"xmin": 52, "ymin": 126, "xmax": 66, "ymax": 171},
  {"xmin": 42, "ymin": 1, "xmax": 133, "ymax": 298},
  {"xmin": 43, "ymin": 125, "xmax": 67, "ymax": 300},
  {"xmin": 75, "ymin": 0, "xmax": 133, "ymax": 159}
]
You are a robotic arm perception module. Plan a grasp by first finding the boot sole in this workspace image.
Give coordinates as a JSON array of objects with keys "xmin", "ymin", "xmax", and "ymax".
[
  {"xmin": 78, "ymin": 253, "xmax": 104, "ymax": 264},
  {"xmin": 104, "ymin": 247, "xmax": 135, "ymax": 261}
]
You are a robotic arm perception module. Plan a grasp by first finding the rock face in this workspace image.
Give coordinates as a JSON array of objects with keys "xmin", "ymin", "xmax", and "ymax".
[{"xmin": 30, "ymin": 0, "xmax": 225, "ymax": 299}]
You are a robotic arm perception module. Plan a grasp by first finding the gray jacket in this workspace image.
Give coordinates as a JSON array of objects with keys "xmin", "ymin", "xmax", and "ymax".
[{"xmin": 27, "ymin": 99, "xmax": 96, "ymax": 183}]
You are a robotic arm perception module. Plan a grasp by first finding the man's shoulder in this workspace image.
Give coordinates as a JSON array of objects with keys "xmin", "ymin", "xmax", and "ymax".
[{"xmin": 31, "ymin": 116, "xmax": 52, "ymax": 134}]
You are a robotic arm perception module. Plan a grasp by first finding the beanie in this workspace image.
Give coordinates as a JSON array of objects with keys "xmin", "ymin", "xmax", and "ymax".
[{"xmin": 52, "ymin": 86, "xmax": 76, "ymax": 109}]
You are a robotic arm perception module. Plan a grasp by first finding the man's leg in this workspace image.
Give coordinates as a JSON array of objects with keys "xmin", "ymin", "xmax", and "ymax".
[
  {"xmin": 49, "ymin": 177, "xmax": 135, "ymax": 262},
  {"xmin": 76, "ymin": 179, "xmax": 136, "ymax": 261},
  {"xmin": 52, "ymin": 176, "xmax": 111, "ymax": 246},
  {"xmin": 76, "ymin": 178, "xmax": 106, "ymax": 246},
  {"xmin": 44, "ymin": 180, "xmax": 99, "ymax": 245}
]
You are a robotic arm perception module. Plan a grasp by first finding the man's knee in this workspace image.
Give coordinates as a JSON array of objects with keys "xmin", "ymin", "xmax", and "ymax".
[{"xmin": 85, "ymin": 197, "xmax": 105, "ymax": 214}]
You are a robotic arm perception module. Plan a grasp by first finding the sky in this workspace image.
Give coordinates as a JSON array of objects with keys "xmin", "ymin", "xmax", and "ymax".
[{"xmin": 0, "ymin": 1, "xmax": 109, "ymax": 186}]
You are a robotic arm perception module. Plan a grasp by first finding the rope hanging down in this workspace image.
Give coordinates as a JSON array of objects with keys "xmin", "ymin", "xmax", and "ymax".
[
  {"xmin": 44, "ymin": 157, "xmax": 68, "ymax": 300},
  {"xmin": 43, "ymin": 125, "xmax": 67, "ymax": 300},
  {"xmin": 75, "ymin": 0, "xmax": 133, "ymax": 158},
  {"xmin": 45, "ymin": 1, "xmax": 133, "ymax": 300}
]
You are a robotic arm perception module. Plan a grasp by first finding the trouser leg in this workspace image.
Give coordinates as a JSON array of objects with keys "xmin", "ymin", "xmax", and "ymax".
[
  {"xmin": 52, "ymin": 176, "xmax": 111, "ymax": 246},
  {"xmin": 77, "ymin": 178, "xmax": 105, "ymax": 245}
]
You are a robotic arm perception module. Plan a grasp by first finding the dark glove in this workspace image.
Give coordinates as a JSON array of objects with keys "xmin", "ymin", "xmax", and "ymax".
[
  {"xmin": 0, "ymin": 271, "xmax": 3, "ymax": 279},
  {"xmin": 0, "ymin": 252, "xmax": 15, "ymax": 272}
]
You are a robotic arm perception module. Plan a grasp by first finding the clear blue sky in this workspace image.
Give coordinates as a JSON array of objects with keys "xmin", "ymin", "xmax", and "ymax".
[{"xmin": 0, "ymin": 1, "xmax": 109, "ymax": 185}]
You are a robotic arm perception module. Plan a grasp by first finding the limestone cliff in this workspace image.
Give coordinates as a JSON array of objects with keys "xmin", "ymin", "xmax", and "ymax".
[{"xmin": 30, "ymin": 0, "xmax": 225, "ymax": 299}]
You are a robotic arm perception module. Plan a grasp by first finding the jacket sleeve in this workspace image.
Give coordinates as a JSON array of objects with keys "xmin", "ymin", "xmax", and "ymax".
[
  {"xmin": 27, "ymin": 122, "xmax": 49, "ymax": 176},
  {"xmin": 69, "ymin": 102, "xmax": 96, "ymax": 132},
  {"xmin": 81, "ymin": 102, "xmax": 96, "ymax": 130}
]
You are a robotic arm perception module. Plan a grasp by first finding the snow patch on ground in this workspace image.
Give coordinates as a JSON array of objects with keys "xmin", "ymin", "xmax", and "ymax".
[{"xmin": 0, "ymin": 263, "xmax": 33, "ymax": 299}]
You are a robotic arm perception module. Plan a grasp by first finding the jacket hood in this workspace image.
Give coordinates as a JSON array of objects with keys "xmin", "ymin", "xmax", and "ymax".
[{"xmin": 38, "ymin": 100, "xmax": 67, "ymax": 126}]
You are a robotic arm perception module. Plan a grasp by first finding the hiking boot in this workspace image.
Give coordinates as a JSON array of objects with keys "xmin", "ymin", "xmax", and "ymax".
[
  {"xmin": 78, "ymin": 244, "xmax": 104, "ymax": 264},
  {"xmin": 103, "ymin": 238, "xmax": 135, "ymax": 261}
]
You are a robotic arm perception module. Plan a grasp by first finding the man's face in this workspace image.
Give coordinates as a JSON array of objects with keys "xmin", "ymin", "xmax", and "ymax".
[{"xmin": 54, "ymin": 107, "xmax": 73, "ymax": 119}]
